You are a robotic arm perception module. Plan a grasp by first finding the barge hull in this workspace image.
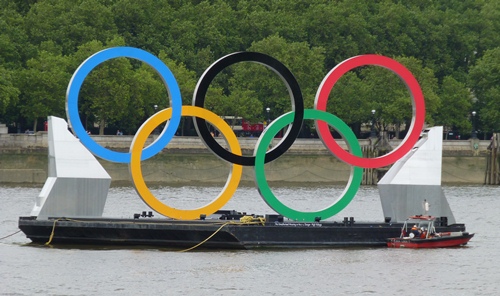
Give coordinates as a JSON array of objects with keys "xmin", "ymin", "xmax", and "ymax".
[{"xmin": 18, "ymin": 216, "xmax": 466, "ymax": 249}]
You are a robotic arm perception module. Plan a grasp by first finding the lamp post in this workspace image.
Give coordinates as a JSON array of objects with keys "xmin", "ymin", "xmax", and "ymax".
[
  {"xmin": 471, "ymin": 111, "xmax": 477, "ymax": 139},
  {"xmin": 154, "ymin": 105, "xmax": 159, "ymax": 135},
  {"xmin": 370, "ymin": 109, "xmax": 376, "ymax": 138},
  {"xmin": 266, "ymin": 107, "xmax": 271, "ymax": 127}
]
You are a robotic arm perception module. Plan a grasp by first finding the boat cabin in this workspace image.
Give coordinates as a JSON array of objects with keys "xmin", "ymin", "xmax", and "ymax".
[{"xmin": 400, "ymin": 215, "xmax": 437, "ymax": 239}]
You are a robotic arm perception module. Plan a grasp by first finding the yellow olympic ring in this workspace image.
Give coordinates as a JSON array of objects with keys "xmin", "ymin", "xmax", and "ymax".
[{"xmin": 129, "ymin": 106, "xmax": 243, "ymax": 220}]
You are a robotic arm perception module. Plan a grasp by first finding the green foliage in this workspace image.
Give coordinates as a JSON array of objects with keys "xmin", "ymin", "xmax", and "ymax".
[
  {"xmin": 25, "ymin": 0, "xmax": 118, "ymax": 56},
  {"xmin": 0, "ymin": 0, "xmax": 499, "ymax": 136},
  {"xmin": 17, "ymin": 50, "xmax": 71, "ymax": 131},
  {"xmin": 469, "ymin": 47, "xmax": 500, "ymax": 132},
  {"xmin": 231, "ymin": 35, "xmax": 325, "ymax": 123},
  {"xmin": 435, "ymin": 76, "xmax": 472, "ymax": 136},
  {"xmin": 0, "ymin": 66, "xmax": 20, "ymax": 117},
  {"xmin": 330, "ymin": 56, "xmax": 439, "ymax": 135}
]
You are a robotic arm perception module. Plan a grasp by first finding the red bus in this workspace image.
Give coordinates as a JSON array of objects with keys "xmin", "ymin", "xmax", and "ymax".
[{"xmin": 221, "ymin": 116, "xmax": 264, "ymax": 137}]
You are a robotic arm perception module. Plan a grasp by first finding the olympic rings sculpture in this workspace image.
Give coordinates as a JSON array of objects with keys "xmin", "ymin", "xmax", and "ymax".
[{"xmin": 66, "ymin": 47, "xmax": 426, "ymax": 222}]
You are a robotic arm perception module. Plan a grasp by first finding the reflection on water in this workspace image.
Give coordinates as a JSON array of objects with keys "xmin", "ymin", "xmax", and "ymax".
[{"xmin": 1, "ymin": 185, "xmax": 499, "ymax": 295}]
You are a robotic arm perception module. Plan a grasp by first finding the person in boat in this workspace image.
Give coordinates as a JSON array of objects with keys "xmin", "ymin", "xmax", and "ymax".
[
  {"xmin": 420, "ymin": 227, "xmax": 427, "ymax": 238},
  {"xmin": 410, "ymin": 224, "xmax": 422, "ymax": 238}
]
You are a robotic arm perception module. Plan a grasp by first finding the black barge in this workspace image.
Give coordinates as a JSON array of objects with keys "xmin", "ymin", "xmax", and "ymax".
[{"xmin": 18, "ymin": 211, "xmax": 465, "ymax": 249}]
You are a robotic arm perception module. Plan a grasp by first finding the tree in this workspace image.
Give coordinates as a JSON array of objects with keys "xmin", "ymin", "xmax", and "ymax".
[
  {"xmin": 157, "ymin": 50, "xmax": 200, "ymax": 136},
  {"xmin": 229, "ymin": 35, "xmax": 325, "ymax": 124},
  {"xmin": 325, "ymin": 71, "xmax": 372, "ymax": 136},
  {"xmin": 469, "ymin": 47, "xmax": 500, "ymax": 133},
  {"xmin": 330, "ymin": 56, "xmax": 439, "ymax": 138},
  {"xmin": 114, "ymin": 65, "xmax": 163, "ymax": 135},
  {"xmin": 0, "ymin": 0, "xmax": 35, "ymax": 70},
  {"xmin": 112, "ymin": 0, "xmax": 175, "ymax": 54},
  {"xmin": 17, "ymin": 49, "xmax": 70, "ymax": 131},
  {"xmin": 71, "ymin": 38, "xmax": 136, "ymax": 135},
  {"xmin": 1, "ymin": 0, "xmax": 500, "ymax": 135},
  {"xmin": 0, "ymin": 66, "xmax": 20, "ymax": 122},
  {"xmin": 434, "ymin": 76, "xmax": 472, "ymax": 138},
  {"xmin": 25, "ymin": 0, "xmax": 118, "ymax": 55}
]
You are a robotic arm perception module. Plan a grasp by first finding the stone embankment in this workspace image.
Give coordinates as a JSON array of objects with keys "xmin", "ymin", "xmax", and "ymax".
[{"xmin": 0, "ymin": 132, "xmax": 491, "ymax": 185}]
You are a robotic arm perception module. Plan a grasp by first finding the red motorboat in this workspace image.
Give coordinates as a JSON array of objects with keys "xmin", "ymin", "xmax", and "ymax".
[{"xmin": 387, "ymin": 215, "xmax": 474, "ymax": 248}]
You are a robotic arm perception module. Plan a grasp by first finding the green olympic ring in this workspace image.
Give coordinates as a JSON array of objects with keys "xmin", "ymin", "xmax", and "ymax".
[{"xmin": 254, "ymin": 109, "xmax": 363, "ymax": 221}]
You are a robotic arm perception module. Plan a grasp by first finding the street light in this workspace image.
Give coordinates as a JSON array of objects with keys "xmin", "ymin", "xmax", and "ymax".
[
  {"xmin": 370, "ymin": 109, "xmax": 376, "ymax": 138},
  {"xmin": 266, "ymin": 107, "xmax": 271, "ymax": 126},
  {"xmin": 154, "ymin": 105, "xmax": 159, "ymax": 135},
  {"xmin": 471, "ymin": 111, "xmax": 477, "ymax": 139}
]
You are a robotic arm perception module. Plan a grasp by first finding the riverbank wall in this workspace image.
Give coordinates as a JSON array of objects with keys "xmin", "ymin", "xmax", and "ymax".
[{"xmin": 0, "ymin": 132, "xmax": 491, "ymax": 185}]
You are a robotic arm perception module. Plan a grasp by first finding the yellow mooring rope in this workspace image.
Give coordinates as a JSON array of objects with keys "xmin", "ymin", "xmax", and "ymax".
[
  {"xmin": 45, "ymin": 218, "xmax": 64, "ymax": 245},
  {"xmin": 177, "ymin": 221, "xmax": 232, "ymax": 252},
  {"xmin": 178, "ymin": 215, "xmax": 266, "ymax": 252},
  {"xmin": 239, "ymin": 215, "xmax": 266, "ymax": 224}
]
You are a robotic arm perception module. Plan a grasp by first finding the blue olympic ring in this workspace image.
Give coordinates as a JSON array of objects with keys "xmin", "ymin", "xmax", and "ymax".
[{"xmin": 66, "ymin": 47, "xmax": 183, "ymax": 163}]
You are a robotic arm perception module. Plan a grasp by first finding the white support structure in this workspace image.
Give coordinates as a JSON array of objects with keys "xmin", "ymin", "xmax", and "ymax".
[
  {"xmin": 378, "ymin": 126, "xmax": 456, "ymax": 224},
  {"xmin": 31, "ymin": 116, "xmax": 111, "ymax": 220}
]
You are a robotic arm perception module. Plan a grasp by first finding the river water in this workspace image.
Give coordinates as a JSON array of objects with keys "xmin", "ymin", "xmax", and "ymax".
[{"xmin": 1, "ymin": 185, "xmax": 499, "ymax": 295}]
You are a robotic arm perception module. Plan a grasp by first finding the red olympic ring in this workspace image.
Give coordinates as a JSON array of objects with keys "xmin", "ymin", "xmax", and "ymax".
[{"xmin": 314, "ymin": 55, "xmax": 425, "ymax": 169}]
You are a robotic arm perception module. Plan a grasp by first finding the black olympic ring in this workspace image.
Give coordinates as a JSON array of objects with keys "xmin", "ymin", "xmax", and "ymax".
[{"xmin": 192, "ymin": 51, "xmax": 304, "ymax": 166}]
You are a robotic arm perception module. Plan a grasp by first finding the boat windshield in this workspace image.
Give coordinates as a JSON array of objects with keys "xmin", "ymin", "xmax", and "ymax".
[
  {"xmin": 401, "ymin": 218, "xmax": 436, "ymax": 238},
  {"xmin": 416, "ymin": 221, "xmax": 431, "ymax": 229}
]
